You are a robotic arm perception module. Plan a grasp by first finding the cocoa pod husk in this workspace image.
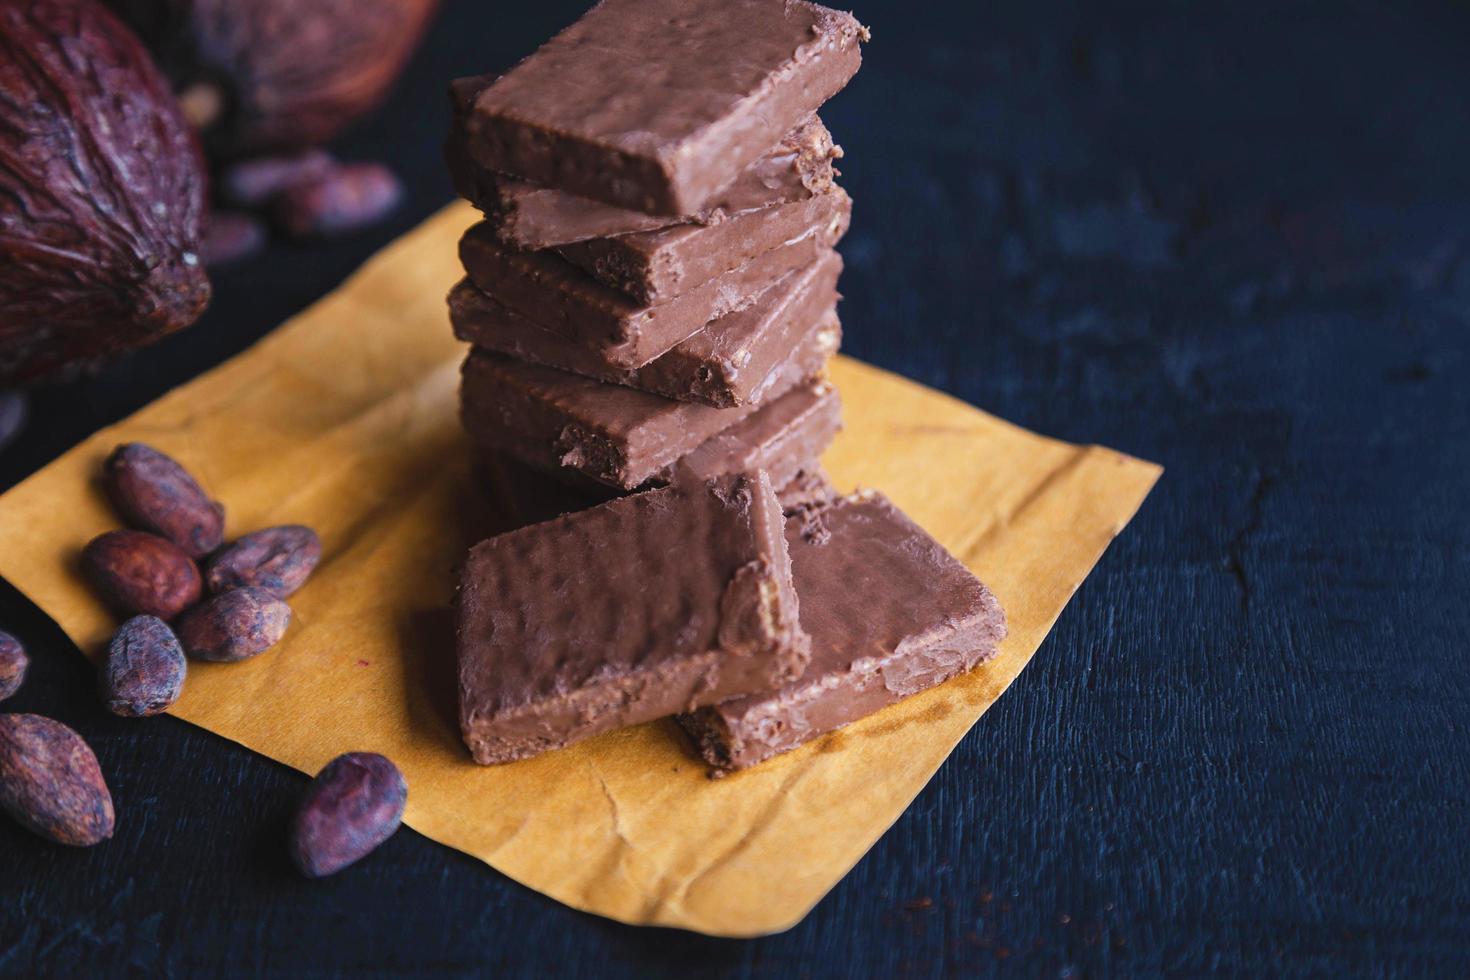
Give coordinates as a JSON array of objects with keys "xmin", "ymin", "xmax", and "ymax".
[
  {"xmin": 0, "ymin": 714, "xmax": 115, "ymax": 847},
  {"xmin": 205, "ymin": 525, "xmax": 322, "ymax": 598},
  {"xmin": 82, "ymin": 530, "xmax": 202, "ymax": 620},
  {"xmin": 175, "ymin": 587, "xmax": 290, "ymax": 663},
  {"xmin": 104, "ymin": 442, "xmax": 225, "ymax": 558},
  {"xmin": 0, "ymin": 0, "xmax": 210, "ymax": 385},
  {"xmin": 291, "ymin": 752, "xmax": 406, "ymax": 877},
  {"xmin": 101, "ymin": 616, "xmax": 187, "ymax": 718}
]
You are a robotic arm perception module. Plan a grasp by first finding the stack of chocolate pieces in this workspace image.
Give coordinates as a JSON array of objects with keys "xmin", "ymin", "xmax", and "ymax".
[
  {"xmin": 447, "ymin": 0, "xmax": 861, "ymax": 511},
  {"xmin": 448, "ymin": 0, "xmax": 1008, "ymax": 774}
]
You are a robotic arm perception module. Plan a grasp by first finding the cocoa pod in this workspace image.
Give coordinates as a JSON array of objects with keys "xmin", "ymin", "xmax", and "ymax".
[
  {"xmin": 101, "ymin": 616, "xmax": 186, "ymax": 718},
  {"xmin": 107, "ymin": 0, "xmax": 441, "ymax": 159},
  {"xmin": 82, "ymin": 530, "xmax": 202, "ymax": 620},
  {"xmin": 291, "ymin": 752, "xmax": 406, "ymax": 878},
  {"xmin": 0, "ymin": 0, "xmax": 210, "ymax": 386},
  {"xmin": 104, "ymin": 443, "xmax": 225, "ymax": 558},
  {"xmin": 175, "ymin": 587, "xmax": 290, "ymax": 663},
  {"xmin": 272, "ymin": 162, "xmax": 404, "ymax": 240},
  {"xmin": 0, "ymin": 714, "xmax": 115, "ymax": 846},
  {"xmin": 0, "ymin": 631, "xmax": 26, "ymax": 702},
  {"xmin": 205, "ymin": 525, "xmax": 322, "ymax": 598}
]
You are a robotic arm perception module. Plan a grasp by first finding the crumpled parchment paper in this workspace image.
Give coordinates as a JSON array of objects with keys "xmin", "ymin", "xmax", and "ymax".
[{"xmin": 0, "ymin": 203, "xmax": 1160, "ymax": 937}]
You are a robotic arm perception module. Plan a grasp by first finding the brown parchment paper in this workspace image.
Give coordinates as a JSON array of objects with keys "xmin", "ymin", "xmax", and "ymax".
[{"xmin": 0, "ymin": 203, "xmax": 1160, "ymax": 937}]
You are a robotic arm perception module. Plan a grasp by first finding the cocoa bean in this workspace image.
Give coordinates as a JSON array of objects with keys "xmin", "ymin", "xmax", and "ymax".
[
  {"xmin": 272, "ymin": 162, "xmax": 403, "ymax": 240},
  {"xmin": 82, "ymin": 530, "xmax": 202, "ymax": 620},
  {"xmin": 0, "ymin": 391, "xmax": 27, "ymax": 451},
  {"xmin": 0, "ymin": 631, "xmax": 26, "ymax": 702},
  {"xmin": 0, "ymin": 714, "xmax": 115, "ymax": 847},
  {"xmin": 290, "ymin": 752, "xmax": 406, "ymax": 878},
  {"xmin": 205, "ymin": 525, "xmax": 322, "ymax": 598},
  {"xmin": 104, "ymin": 443, "xmax": 225, "ymax": 558},
  {"xmin": 175, "ymin": 587, "xmax": 290, "ymax": 663},
  {"xmin": 101, "ymin": 616, "xmax": 186, "ymax": 718},
  {"xmin": 218, "ymin": 150, "xmax": 334, "ymax": 210},
  {"xmin": 202, "ymin": 211, "xmax": 267, "ymax": 266}
]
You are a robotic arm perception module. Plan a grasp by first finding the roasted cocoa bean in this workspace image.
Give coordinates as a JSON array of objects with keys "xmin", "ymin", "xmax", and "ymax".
[
  {"xmin": 0, "ymin": 631, "xmax": 26, "ymax": 702},
  {"xmin": 82, "ymin": 530, "xmax": 202, "ymax": 620},
  {"xmin": 218, "ymin": 150, "xmax": 334, "ymax": 209},
  {"xmin": 175, "ymin": 587, "xmax": 290, "ymax": 663},
  {"xmin": 0, "ymin": 391, "xmax": 27, "ymax": 451},
  {"xmin": 0, "ymin": 714, "xmax": 115, "ymax": 847},
  {"xmin": 104, "ymin": 443, "xmax": 225, "ymax": 558},
  {"xmin": 101, "ymin": 616, "xmax": 186, "ymax": 718},
  {"xmin": 290, "ymin": 752, "xmax": 406, "ymax": 878},
  {"xmin": 205, "ymin": 525, "xmax": 322, "ymax": 598},
  {"xmin": 201, "ymin": 211, "xmax": 267, "ymax": 266},
  {"xmin": 272, "ymin": 162, "xmax": 403, "ymax": 239}
]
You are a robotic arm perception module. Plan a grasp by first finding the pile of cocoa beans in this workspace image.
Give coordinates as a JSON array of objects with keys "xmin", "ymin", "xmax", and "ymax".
[{"xmin": 0, "ymin": 443, "xmax": 405, "ymax": 875}]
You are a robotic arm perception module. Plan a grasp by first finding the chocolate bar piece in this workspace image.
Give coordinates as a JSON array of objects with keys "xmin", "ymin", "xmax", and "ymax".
[
  {"xmin": 449, "ymin": 106, "xmax": 841, "ymax": 249},
  {"xmin": 450, "ymin": 251, "xmax": 843, "ymax": 407},
  {"xmin": 459, "ymin": 323, "xmax": 831, "ymax": 490},
  {"xmin": 477, "ymin": 380, "xmax": 842, "ymax": 529},
  {"xmin": 661, "ymin": 382, "xmax": 841, "ymax": 491},
  {"xmin": 557, "ymin": 188, "xmax": 850, "ymax": 305},
  {"xmin": 459, "ymin": 219, "xmax": 831, "ymax": 369},
  {"xmin": 457, "ymin": 472, "xmax": 810, "ymax": 765},
  {"xmin": 678, "ymin": 493, "xmax": 1008, "ymax": 773},
  {"xmin": 456, "ymin": 0, "xmax": 865, "ymax": 215}
]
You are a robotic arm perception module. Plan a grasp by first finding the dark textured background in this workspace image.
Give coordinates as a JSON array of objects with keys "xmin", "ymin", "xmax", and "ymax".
[{"xmin": 3, "ymin": 1, "xmax": 1469, "ymax": 976}]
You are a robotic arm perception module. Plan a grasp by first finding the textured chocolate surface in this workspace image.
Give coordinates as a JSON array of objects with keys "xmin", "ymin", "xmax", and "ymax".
[
  {"xmin": 456, "ymin": 472, "xmax": 809, "ymax": 765},
  {"xmin": 459, "ymin": 221, "xmax": 829, "ymax": 369},
  {"xmin": 660, "ymin": 382, "xmax": 841, "ymax": 491},
  {"xmin": 450, "ymin": 251, "xmax": 843, "ymax": 407},
  {"xmin": 458, "ymin": 322, "xmax": 831, "ymax": 489},
  {"xmin": 775, "ymin": 466, "xmax": 838, "ymax": 513},
  {"xmin": 557, "ymin": 188, "xmax": 850, "ymax": 305},
  {"xmin": 678, "ymin": 492, "xmax": 1007, "ymax": 773},
  {"xmin": 456, "ymin": 0, "xmax": 864, "ymax": 214},
  {"xmin": 448, "ymin": 112, "xmax": 841, "ymax": 249}
]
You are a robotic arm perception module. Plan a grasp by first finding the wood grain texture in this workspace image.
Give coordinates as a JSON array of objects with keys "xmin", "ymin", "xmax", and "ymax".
[{"xmin": 1, "ymin": 0, "xmax": 1468, "ymax": 975}]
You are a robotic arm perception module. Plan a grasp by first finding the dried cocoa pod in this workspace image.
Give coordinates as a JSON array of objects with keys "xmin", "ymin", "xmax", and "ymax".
[
  {"xmin": 218, "ymin": 150, "xmax": 334, "ymax": 210},
  {"xmin": 104, "ymin": 443, "xmax": 225, "ymax": 558},
  {"xmin": 205, "ymin": 525, "xmax": 322, "ymax": 598},
  {"xmin": 291, "ymin": 752, "xmax": 406, "ymax": 878},
  {"xmin": 175, "ymin": 587, "xmax": 290, "ymax": 663},
  {"xmin": 0, "ymin": 631, "xmax": 26, "ymax": 702},
  {"xmin": 0, "ymin": 714, "xmax": 115, "ymax": 846},
  {"xmin": 107, "ymin": 0, "xmax": 441, "ymax": 159},
  {"xmin": 0, "ymin": 0, "xmax": 210, "ymax": 385},
  {"xmin": 82, "ymin": 530, "xmax": 202, "ymax": 620},
  {"xmin": 101, "ymin": 615, "xmax": 186, "ymax": 718},
  {"xmin": 272, "ymin": 162, "xmax": 404, "ymax": 240}
]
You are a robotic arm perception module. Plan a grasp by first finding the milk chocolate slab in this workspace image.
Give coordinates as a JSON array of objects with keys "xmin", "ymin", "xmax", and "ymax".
[
  {"xmin": 458, "ymin": 324, "xmax": 830, "ymax": 490},
  {"xmin": 457, "ymin": 0, "xmax": 865, "ymax": 215},
  {"xmin": 557, "ymin": 188, "xmax": 850, "ymax": 305},
  {"xmin": 459, "ymin": 221, "xmax": 830, "ymax": 369},
  {"xmin": 476, "ymin": 381, "xmax": 841, "ymax": 528},
  {"xmin": 678, "ymin": 493, "xmax": 1008, "ymax": 773},
  {"xmin": 660, "ymin": 382, "xmax": 841, "ymax": 491},
  {"xmin": 449, "ymin": 108, "xmax": 841, "ymax": 249},
  {"xmin": 450, "ymin": 252, "xmax": 843, "ymax": 407},
  {"xmin": 456, "ymin": 472, "xmax": 809, "ymax": 765}
]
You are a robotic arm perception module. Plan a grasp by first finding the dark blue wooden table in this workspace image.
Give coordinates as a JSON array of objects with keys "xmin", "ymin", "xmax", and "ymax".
[{"xmin": 3, "ymin": 1, "xmax": 1468, "ymax": 975}]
